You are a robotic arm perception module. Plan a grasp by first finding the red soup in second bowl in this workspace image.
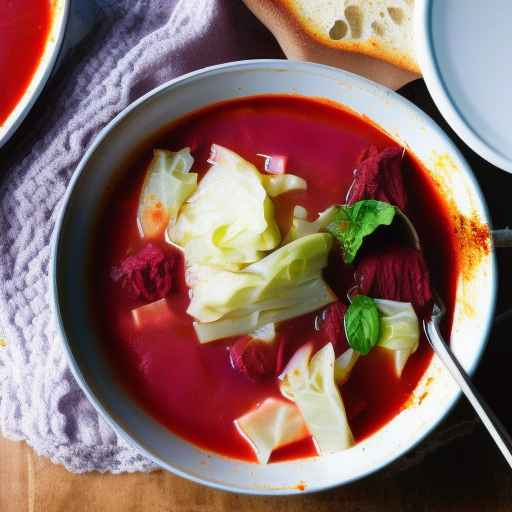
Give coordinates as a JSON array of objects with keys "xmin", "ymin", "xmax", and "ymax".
[{"xmin": 0, "ymin": 0, "xmax": 53, "ymax": 124}]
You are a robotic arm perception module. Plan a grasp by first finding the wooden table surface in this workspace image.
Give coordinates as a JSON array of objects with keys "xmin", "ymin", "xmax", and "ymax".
[{"xmin": 2, "ymin": 403, "xmax": 512, "ymax": 512}]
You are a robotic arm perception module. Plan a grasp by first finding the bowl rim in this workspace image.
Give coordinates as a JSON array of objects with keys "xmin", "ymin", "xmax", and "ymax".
[
  {"xmin": 415, "ymin": 0, "xmax": 512, "ymax": 173},
  {"xmin": 51, "ymin": 58, "xmax": 497, "ymax": 494},
  {"xmin": 0, "ymin": 0, "xmax": 70, "ymax": 148}
]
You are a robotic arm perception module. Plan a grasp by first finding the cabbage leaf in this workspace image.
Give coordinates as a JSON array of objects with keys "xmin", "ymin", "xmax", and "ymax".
[
  {"xmin": 375, "ymin": 299, "xmax": 420, "ymax": 377},
  {"xmin": 334, "ymin": 348, "xmax": 360, "ymax": 385},
  {"xmin": 169, "ymin": 145, "xmax": 281, "ymax": 270},
  {"xmin": 137, "ymin": 148, "xmax": 197, "ymax": 238},
  {"xmin": 189, "ymin": 233, "xmax": 337, "ymax": 342},
  {"xmin": 235, "ymin": 398, "xmax": 309, "ymax": 464},
  {"xmin": 280, "ymin": 343, "xmax": 354, "ymax": 454},
  {"xmin": 250, "ymin": 323, "xmax": 276, "ymax": 343},
  {"xmin": 262, "ymin": 174, "xmax": 307, "ymax": 197},
  {"xmin": 284, "ymin": 206, "xmax": 337, "ymax": 243},
  {"xmin": 194, "ymin": 279, "xmax": 335, "ymax": 343}
]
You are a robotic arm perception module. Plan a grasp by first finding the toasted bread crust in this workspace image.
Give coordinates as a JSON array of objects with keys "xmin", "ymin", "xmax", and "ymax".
[{"xmin": 244, "ymin": 0, "xmax": 420, "ymax": 75}]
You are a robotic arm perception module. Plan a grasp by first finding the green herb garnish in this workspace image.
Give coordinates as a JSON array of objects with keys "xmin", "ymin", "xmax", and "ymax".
[
  {"xmin": 344, "ymin": 295, "xmax": 381, "ymax": 355},
  {"xmin": 327, "ymin": 200, "xmax": 396, "ymax": 264}
]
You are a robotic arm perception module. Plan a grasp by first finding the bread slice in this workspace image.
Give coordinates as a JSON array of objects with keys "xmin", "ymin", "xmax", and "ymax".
[{"xmin": 244, "ymin": 0, "xmax": 420, "ymax": 86}]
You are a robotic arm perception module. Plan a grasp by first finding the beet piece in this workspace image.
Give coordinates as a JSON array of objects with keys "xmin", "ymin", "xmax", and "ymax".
[
  {"xmin": 347, "ymin": 145, "xmax": 407, "ymax": 211},
  {"xmin": 111, "ymin": 243, "xmax": 176, "ymax": 302},
  {"xmin": 230, "ymin": 337, "xmax": 276, "ymax": 381},
  {"xmin": 345, "ymin": 394, "xmax": 368, "ymax": 422},
  {"xmin": 356, "ymin": 246, "xmax": 432, "ymax": 309},
  {"xmin": 319, "ymin": 301, "xmax": 348, "ymax": 355}
]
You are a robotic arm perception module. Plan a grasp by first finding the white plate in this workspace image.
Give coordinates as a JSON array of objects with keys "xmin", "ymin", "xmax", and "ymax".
[
  {"xmin": 416, "ymin": 0, "xmax": 512, "ymax": 172},
  {"xmin": 0, "ymin": 0, "xmax": 69, "ymax": 148}
]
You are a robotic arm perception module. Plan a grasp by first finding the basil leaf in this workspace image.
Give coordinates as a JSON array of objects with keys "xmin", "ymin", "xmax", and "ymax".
[
  {"xmin": 327, "ymin": 200, "xmax": 396, "ymax": 264},
  {"xmin": 344, "ymin": 295, "xmax": 381, "ymax": 355}
]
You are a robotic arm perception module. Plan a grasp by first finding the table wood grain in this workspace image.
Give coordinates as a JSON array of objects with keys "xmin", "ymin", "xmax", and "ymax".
[{"xmin": 2, "ymin": 415, "xmax": 512, "ymax": 512}]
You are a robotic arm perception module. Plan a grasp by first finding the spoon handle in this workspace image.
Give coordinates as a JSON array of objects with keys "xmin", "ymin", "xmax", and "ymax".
[
  {"xmin": 492, "ymin": 228, "xmax": 512, "ymax": 248},
  {"xmin": 424, "ymin": 319, "xmax": 512, "ymax": 469}
]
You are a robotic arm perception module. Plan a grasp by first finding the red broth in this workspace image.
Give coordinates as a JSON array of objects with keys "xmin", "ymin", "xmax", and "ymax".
[
  {"xmin": 91, "ymin": 95, "xmax": 458, "ymax": 462},
  {"xmin": 0, "ymin": 0, "xmax": 52, "ymax": 124}
]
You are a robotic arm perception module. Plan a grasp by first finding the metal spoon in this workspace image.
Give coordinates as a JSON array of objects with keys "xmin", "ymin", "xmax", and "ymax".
[{"xmin": 396, "ymin": 210, "xmax": 512, "ymax": 469}]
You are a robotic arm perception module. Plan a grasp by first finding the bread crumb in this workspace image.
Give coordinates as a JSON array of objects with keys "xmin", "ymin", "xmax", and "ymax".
[
  {"xmin": 371, "ymin": 21, "xmax": 385, "ymax": 37},
  {"xmin": 329, "ymin": 19, "xmax": 348, "ymax": 40},
  {"xmin": 387, "ymin": 7, "xmax": 404, "ymax": 25},
  {"xmin": 345, "ymin": 5, "xmax": 363, "ymax": 39}
]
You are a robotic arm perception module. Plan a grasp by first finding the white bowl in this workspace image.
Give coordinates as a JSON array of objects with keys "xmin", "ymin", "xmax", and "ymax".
[
  {"xmin": 0, "ymin": 0, "xmax": 69, "ymax": 148},
  {"xmin": 52, "ymin": 60, "xmax": 496, "ymax": 494},
  {"xmin": 415, "ymin": 0, "xmax": 512, "ymax": 172}
]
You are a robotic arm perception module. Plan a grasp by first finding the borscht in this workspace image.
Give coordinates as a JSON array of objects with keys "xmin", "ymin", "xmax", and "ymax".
[
  {"xmin": 91, "ymin": 95, "xmax": 458, "ymax": 464},
  {"xmin": 0, "ymin": 0, "xmax": 52, "ymax": 124}
]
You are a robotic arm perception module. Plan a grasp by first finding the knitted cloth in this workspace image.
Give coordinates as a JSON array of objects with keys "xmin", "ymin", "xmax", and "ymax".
[{"xmin": 0, "ymin": 0, "xmax": 281, "ymax": 473}]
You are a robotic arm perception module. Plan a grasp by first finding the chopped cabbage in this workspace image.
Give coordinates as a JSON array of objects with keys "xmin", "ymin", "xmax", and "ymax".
[
  {"xmin": 284, "ymin": 206, "xmax": 337, "ymax": 243},
  {"xmin": 375, "ymin": 299, "xmax": 420, "ymax": 377},
  {"xmin": 279, "ymin": 342, "xmax": 313, "ymax": 375},
  {"xmin": 280, "ymin": 343, "xmax": 354, "ymax": 454},
  {"xmin": 235, "ymin": 398, "xmax": 309, "ymax": 464},
  {"xmin": 169, "ymin": 145, "xmax": 281, "ymax": 270},
  {"xmin": 262, "ymin": 174, "xmax": 307, "ymax": 197},
  {"xmin": 194, "ymin": 279, "xmax": 335, "ymax": 342},
  {"xmin": 334, "ymin": 348, "xmax": 360, "ymax": 385},
  {"xmin": 189, "ymin": 233, "xmax": 337, "ymax": 342},
  {"xmin": 393, "ymin": 349, "xmax": 413, "ymax": 378},
  {"xmin": 137, "ymin": 148, "xmax": 197, "ymax": 238},
  {"xmin": 292, "ymin": 206, "xmax": 308, "ymax": 220},
  {"xmin": 278, "ymin": 342, "xmax": 313, "ymax": 399},
  {"xmin": 250, "ymin": 323, "xmax": 276, "ymax": 343}
]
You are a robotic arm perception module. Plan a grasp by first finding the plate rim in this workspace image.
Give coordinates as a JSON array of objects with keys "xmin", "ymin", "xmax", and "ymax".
[{"xmin": 415, "ymin": 0, "xmax": 512, "ymax": 173}]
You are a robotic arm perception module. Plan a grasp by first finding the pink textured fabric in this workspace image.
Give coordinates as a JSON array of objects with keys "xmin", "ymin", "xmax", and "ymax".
[{"xmin": 0, "ymin": 0, "xmax": 281, "ymax": 473}]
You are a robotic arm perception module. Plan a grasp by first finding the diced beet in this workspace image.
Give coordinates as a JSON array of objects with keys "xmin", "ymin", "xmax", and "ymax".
[
  {"xmin": 111, "ymin": 243, "xmax": 176, "ymax": 302},
  {"xmin": 345, "ymin": 394, "xmax": 368, "ymax": 422},
  {"xmin": 230, "ymin": 337, "xmax": 276, "ymax": 381},
  {"xmin": 347, "ymin": 145, "xmax": 407, "ymax": 211},
  {"xmin": 319, "ymin": 301, "xmax": 348, "ymax": 356},
  {"xmin": 355, "ymin": 246, "xmax": 432, "ymax": 310}
]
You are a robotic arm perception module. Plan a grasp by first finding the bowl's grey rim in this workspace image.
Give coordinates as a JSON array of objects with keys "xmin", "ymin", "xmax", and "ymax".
[
  {"xmin": 50, "ymin": 58, "xmax": 497, "ymax": 495},
  {"xmin": 0, "ymin": 0, "xmax": 71, "ymax": 148},
  {"xmin": 415, "ymin": 0, "xmax": 512, "ymax": 173}
]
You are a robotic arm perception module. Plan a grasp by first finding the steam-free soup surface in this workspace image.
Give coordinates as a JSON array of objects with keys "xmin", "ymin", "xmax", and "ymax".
[{"xmin": 92, "ymin": 96, "xmax": 458, "ymax": 462}]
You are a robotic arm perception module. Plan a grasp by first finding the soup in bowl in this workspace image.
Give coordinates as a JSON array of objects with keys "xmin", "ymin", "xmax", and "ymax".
[
  {"xmin": 52, "ymin": 60, "xmax": 495, "ymax": 493},
  {"xmin": 0, "ymin": 0, "xmax": 69, "ymax": 147}
]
